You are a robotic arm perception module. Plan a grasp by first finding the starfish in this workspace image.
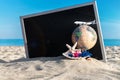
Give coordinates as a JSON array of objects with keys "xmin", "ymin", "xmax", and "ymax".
[{"xmin": 63, "ymin": 42, "xmax": 92, "ymax": 60}]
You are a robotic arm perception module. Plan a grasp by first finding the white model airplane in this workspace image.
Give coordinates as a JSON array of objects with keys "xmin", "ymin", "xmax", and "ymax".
[{"xmin": 74, "ymin": 20, "xmax": 96, "ymax": 25}]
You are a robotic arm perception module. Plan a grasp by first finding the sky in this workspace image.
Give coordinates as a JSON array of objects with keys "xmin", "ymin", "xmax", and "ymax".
[{"xmin": 0, "ymin": 0, "xmax": 120, "ymax": 39}]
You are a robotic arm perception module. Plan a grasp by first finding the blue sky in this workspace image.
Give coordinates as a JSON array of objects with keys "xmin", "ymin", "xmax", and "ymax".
[{"xmin": 0, "ymin": 0, "xmax": 120, "ymax": 39}]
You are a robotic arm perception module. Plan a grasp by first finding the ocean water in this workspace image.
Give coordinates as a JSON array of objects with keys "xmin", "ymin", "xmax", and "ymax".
[
  {"xmin": 0, "ymin": 39, "xmax": 120, "ymax": 46},
  {"xmin": 104, "ymin": 39, "xmax": 120, "ymax": 46},
  {"xmin": 0, "ymin": 39, "xmax": 24, "ymax": 46}
]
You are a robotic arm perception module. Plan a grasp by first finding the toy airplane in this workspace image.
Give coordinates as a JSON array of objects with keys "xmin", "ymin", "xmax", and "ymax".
[
  {"xmin": 74, "ymin": 20, "xmax": 96, "ymax": 25},
  {"xmin": 62, "ymin": 42, "xmax": 92, "ymax": 60}
]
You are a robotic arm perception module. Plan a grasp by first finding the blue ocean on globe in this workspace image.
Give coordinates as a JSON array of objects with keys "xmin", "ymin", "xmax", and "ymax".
[{"xmin": 0, "ymin": 39, "xmax": 120, "ymax": 46}]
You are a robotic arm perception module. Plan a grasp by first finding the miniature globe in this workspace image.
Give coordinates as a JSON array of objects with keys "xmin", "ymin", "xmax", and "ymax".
[{"xmin": 72, "ymin": 25, "xmax": 97, "ymax": 50}]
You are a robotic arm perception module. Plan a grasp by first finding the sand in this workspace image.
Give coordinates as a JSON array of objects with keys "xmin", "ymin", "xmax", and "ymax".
[{"xmin": 0, "ymin": 46, "xmax": 120, "ymax": 80}]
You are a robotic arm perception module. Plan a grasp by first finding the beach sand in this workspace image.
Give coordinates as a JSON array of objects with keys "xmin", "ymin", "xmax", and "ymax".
[{"xmin": 0, "ymin": 46, "xmax": 120, "ymax": 80}]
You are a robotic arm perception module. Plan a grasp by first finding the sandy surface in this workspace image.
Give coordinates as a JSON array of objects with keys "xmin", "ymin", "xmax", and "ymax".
[{"xmin": 0, "ymin": 46, "xmax": 120, "ymax": 80}]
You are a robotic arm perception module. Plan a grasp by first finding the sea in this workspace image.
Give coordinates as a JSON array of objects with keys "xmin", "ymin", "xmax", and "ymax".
[{"xmin": 0, "ymin": 39, "xmax": 120, "ymax": 46}]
